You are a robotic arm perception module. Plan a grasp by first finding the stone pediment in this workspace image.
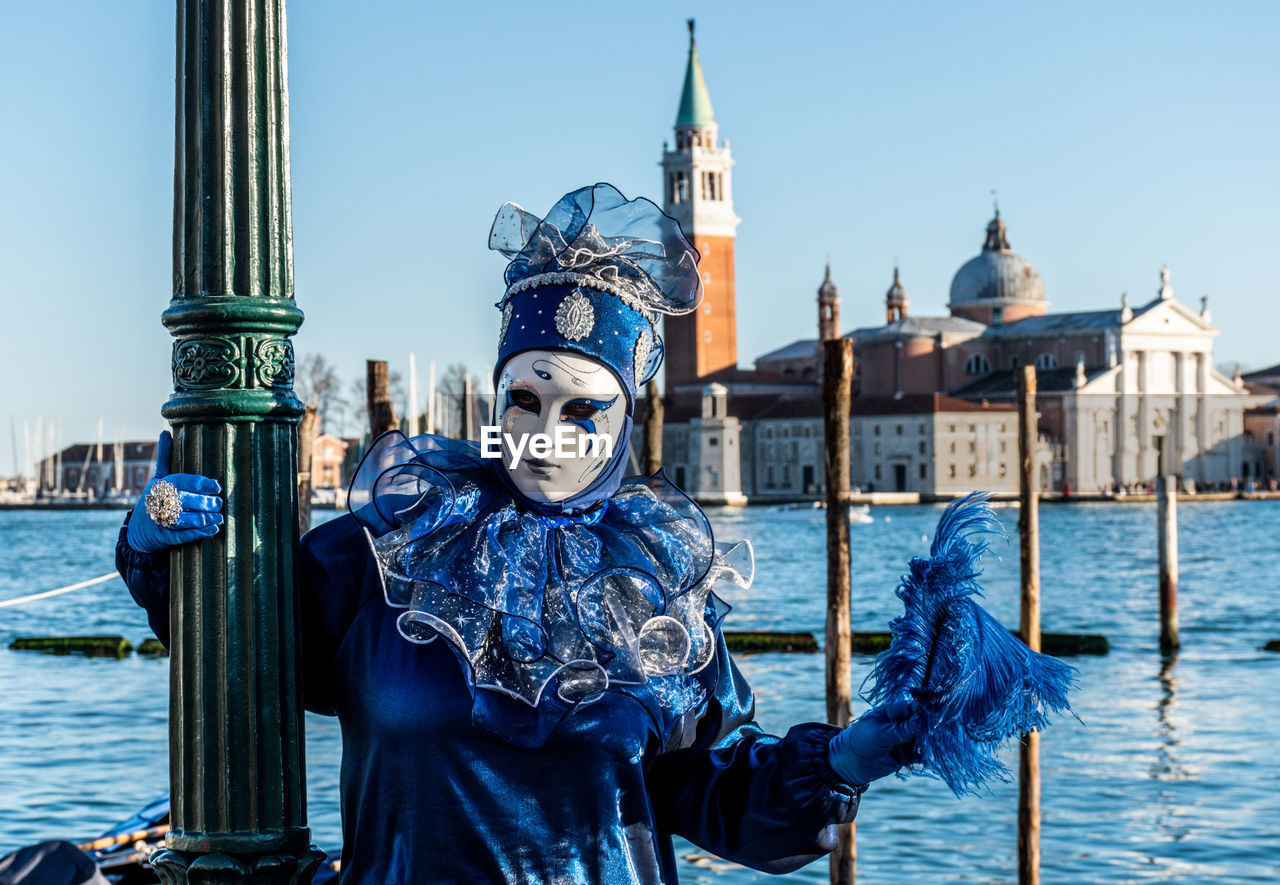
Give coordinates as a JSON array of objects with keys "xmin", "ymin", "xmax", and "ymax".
[
  {"xmin": 1205, "ymin": 369, "xmax": 1244, "ymax": 396},
  {"xmin": 1123, "ymin": 298, "xmax": 1216, "ymax": 337},
  {"xmin": 1071, "ymin": 364, "xmax": 1243, "ymax": 397}
]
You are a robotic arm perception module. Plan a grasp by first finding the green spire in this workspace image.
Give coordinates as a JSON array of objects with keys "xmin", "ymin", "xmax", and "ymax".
[{"xmin": 676, "ymin": 19, "xmax": 715, "ymax": 128}]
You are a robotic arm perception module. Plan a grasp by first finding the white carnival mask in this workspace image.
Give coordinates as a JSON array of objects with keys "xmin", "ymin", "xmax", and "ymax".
[{"xmin": 490, "ymin": 350, "xmax": 627, "ymax": 504}]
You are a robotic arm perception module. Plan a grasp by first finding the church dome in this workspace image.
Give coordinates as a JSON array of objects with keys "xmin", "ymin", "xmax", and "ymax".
[{"xmin": 948, "ymin": 211, "xmax": 1045, "ymax": 308}]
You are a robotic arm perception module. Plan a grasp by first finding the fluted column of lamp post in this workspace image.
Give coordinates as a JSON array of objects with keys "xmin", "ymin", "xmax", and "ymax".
[{"xmin": 152, "ymin": 2, "xmax": 321, "ymax": 882}]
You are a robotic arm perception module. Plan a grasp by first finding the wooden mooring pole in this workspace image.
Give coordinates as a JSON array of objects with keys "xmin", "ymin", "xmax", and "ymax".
[
  {"xmin": 1157, "ymin": 475, "xmax": 1180, "ymax": 654},
  {"xmin": 643, "ymin": 379, "xmax": 664, "ymax": 476},
  {"xmin": 298, "ymin": 404, "xmax": 318, "ymax": 535},
  {"xmin": 366, "ymin": 360, "xmax": 398, "ymax": 438},
  {"xmin": 463, "ymin": 373, "xmax": 476, "ymax": 440},
  {"xmin": 823, "ymin": 337, "xmax": 855, "ymax": 885},
  {"xmin": 1016, "ymin": 365, "xmax": 1041, "ymax": 885}
]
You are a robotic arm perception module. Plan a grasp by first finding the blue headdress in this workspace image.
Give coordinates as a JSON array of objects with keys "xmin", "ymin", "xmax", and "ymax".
[
  {"xmin": 485, "ymin": 183, "xmax": 701, "ymax": 515},
  {"xmin": 347, "ymin": 184, "xmax": 744, "ymax": 746},
  {"xmin": 490, "ymin": 182, "xmax": 701, "ymax": 406}
]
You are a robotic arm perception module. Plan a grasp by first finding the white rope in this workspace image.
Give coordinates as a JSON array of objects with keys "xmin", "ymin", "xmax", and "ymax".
[{"xmin": 0, "ymin": 572, "xmax": 118, "ymax": 608}]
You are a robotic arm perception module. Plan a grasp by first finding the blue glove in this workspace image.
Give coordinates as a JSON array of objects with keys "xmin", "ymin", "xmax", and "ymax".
[
  {"xmin": 828, "ymin": 697, "xmax": 918, "ymax": 787},
  {"xmin": 126, "ymin": 430, "xmax": 224, "ymax": 554}
]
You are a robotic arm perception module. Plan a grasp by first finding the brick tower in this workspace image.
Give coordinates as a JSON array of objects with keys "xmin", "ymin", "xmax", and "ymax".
[{"xmin": 661, "ymin": 20, "xmax": 741, "ymax": 389}]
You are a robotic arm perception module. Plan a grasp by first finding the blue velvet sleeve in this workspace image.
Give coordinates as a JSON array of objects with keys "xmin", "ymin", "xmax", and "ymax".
[
  {"xmin": 296, "ymin": 514, "xmax": 383, "ymax": 716},
  {"xmin": 645, "ymin": 633, "xmax": 862, "ymax": 875},
  {"xmin": 114, "ymin": 512, "xmax": 374, "ymax": 717},
  {"xmin": 115, "ymin": 512, "xmax": 172, "ymax": 644}
]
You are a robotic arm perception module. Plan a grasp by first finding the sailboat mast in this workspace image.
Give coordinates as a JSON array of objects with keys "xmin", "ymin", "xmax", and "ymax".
[
  {"xmin": 22, "ymin": 420, "xmax": 31, "ymax": 492},
  {"xmin": 115, "ymin": 425, "xmax": 124, "ymax": 494},
  {"xmin": 426, "ymin": 360, "xmax": 436, "ymax": 435},
  {"xmin": 9, "ymin": 416, "xmax": 18, "ymax": 485},
  {"xmin": 34, "ymin": 416, "xmax": 43, "ymax": 491},
  {"xmin": 408, "ymin": 353, "xmax": 419, "ymax": 436},
  {"xmin": 45, "ymin": 422, "xmax": 54, "ymax": 493},
  {"xmin": 55, "ymin": 418, "xmax": 63, "ymax": 495}
]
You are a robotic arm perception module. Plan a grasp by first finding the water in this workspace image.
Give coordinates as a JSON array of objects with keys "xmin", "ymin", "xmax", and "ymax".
[{"xmin": 2, "ymin": 502, "xmax": 1279, "ymax": 884}]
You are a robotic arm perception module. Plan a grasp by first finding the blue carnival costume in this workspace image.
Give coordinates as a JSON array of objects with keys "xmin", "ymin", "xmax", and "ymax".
[{"xmin": 118, "ymin": 185, "xmax": 879, "ymax": 884}]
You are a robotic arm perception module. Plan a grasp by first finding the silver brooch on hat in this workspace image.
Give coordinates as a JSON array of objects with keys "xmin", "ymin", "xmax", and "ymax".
[{"xmin": 555, "ymin": 291, "xmax": 595, "ymax": 341}]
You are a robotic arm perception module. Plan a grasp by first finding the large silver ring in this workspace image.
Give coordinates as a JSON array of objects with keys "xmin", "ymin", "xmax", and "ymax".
[{"xmin": 145, "ymin": 480, "xmax": 183, "ymax": 529}]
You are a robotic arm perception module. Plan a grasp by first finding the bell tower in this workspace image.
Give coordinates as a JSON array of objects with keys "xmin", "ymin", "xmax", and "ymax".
[
  {"xmin": 885, "ymin": 266, "xmax": 909, "ymax": 323},
  {"xmin": 662, "ymin": 20, "xmax": 741, "ymax": 389},
  {"xmin": 818, "ymin": 263, "xmax": 839, "ymax": 341}
]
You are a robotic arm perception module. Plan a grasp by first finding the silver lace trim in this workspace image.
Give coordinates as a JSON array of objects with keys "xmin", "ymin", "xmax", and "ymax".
[
  {"xmin": 633, "ymin": 327, "xmax": 653, "ymax": 383},
  {"xmin": 502, "ymin": 272, "xmax": 659, "ymax": 324},
  {"xmin": 498, "ymin": 302, "xmax": 513, "ymax": 347}
]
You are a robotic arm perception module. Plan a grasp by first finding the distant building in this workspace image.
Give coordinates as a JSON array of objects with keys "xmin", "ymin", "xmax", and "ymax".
[
  {"xmin": 661, "ymin": 20, "xmax": 741, "ymax": 390},
  {"xmin": 38, "ymin": 441, "xmax": 157, "ymax": 499},
  {"xmin": 661, "ymin": 383, "xmax": 748, "ymax": 504},
  {"xmin": 1243, "ymin": 402, "xmax": 1279, "ymax": 485},
  {"xmin": 648, "ymin": 26, "xmax": 1252, "ymax": 502},
  {"xmin": 38, "ymin": 434, "xmax": 363, "ymax": 501},
  {"xmin": 1242, "ymin": 364, "xmax": 1280, "ymax": 484},
  {"xmin": 742, "ymin": 395, "xmax": 1022, "ymax": 500},
  {"xmin": 848, "ymin": 220, "xmax": 1247, "ymax": 493},
  {"xmin": 312, "ymin": 434, "xmax": 350, "ymax": 489}
]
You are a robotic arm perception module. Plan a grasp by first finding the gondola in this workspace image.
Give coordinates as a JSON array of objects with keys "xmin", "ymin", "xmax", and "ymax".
[{"xmin": 0, "ymin": 795, "xmax": 338, "ymax": 885}]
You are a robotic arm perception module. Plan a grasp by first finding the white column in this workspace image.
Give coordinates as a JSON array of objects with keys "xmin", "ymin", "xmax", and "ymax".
[
  {"xmin": 1173, "ymin": 351, "xmax": 1187, "ymax": 476},
  {"xmin": 1113, "ymin": 356, "xmax": 1127, "ymax": 486},
  {"xmin": 1136, "ymin": 350, "xmax": 1151, "ymax": 481},
  {"xmin": 1196, "ymin": 352, "xmax": 1210, "ymax": 483}
]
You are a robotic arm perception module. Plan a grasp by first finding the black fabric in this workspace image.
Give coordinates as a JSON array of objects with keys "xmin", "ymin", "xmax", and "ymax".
[{"xmin": 0, "ymin": 842, "xmax": 108, "ymax": 885}]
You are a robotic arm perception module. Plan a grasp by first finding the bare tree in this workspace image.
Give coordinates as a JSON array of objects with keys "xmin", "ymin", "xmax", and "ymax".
[
  {"xmin": 296, "ymin": 353, "xmax": 346, "ymax": 434},
  {"xmin": 439, "ymin": 362, "xmax": 470, "ymax": 398},
  {"xmin": 436, "ymin": 363, "xmax": 475, "ymax": 439}
]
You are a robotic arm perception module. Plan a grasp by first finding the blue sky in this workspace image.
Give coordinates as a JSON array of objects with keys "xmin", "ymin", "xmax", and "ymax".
[{"xmin": 1, "ymin": 0, "xmax": 1276, "ymax": 473}]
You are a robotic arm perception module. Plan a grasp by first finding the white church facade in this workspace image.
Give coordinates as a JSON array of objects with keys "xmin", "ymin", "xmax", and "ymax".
[{"xmin": 1057, "ymin": 293, "xmax": 1247, "ymax": 492}]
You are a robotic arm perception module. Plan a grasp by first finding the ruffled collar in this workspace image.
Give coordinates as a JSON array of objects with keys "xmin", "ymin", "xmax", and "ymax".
[{"xmin": 348, "ymin": 431, "xmax": 752, "ymax": 745}]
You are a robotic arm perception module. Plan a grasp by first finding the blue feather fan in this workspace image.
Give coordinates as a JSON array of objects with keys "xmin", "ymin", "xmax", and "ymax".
[{"xmin": 863, "ymin": 492, "xmax": 1076, "ymax": 796}]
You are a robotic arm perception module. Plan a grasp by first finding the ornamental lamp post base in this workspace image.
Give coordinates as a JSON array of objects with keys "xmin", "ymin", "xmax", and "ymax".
[{"xmin": 152, "ymin": 845, "xmax": 325, "ymax": 885}]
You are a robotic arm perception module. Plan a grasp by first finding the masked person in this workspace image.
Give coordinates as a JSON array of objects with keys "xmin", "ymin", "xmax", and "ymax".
[{"xmin": 117, "ymin": 184, "xmax": 916, "ymax": 884}]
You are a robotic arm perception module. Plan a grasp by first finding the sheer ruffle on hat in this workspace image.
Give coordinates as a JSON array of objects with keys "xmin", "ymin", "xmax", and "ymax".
[
  {"xmin": 349, "ymin": 431, "xmax": 753, "ymax": 745},
  {"xmin": 491, "ymin": 183, "xmax": 702, "ymax": 396},
  {"xmin": 491, "ymin": 182, "xmax": 701, "ymax": 317}
]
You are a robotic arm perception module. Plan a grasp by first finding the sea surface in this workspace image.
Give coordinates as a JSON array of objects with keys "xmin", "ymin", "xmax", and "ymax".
[{"xmin": 1, "ymin": 501, "xmax": 1278, "ymax": 884}]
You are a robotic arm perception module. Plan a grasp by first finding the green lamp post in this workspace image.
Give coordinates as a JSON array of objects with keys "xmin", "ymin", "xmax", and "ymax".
[{"xmin": 152, "ymin": 1, "xmax": 322, "ymax": 882}]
